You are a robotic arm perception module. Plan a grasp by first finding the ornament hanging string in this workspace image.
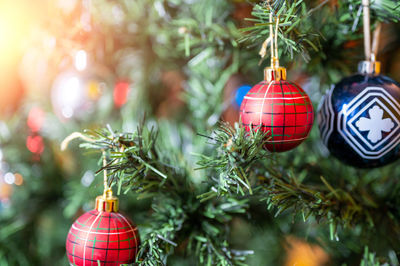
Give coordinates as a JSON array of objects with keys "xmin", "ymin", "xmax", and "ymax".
[
  {"xmin": 362, "ymin": 0, "xmax": 382, "ymax": 61},
  {"xmin": 274, "ymin": 15, "xmax": 280, "ymax": 67},
  {"xmin": 269, "ymin": 11, "xmax": 274, "ymax": 66},
  {"xmin": 102, "ymin": 146, "xmax": 125, "ymax": 196},
  {"xmin": 371, "ymin": 23, "xmax": 382, "ymax": 60},
  {"xmin": 61, "ymin": 131, "xmax": 126, "ymax": 197},
  {"xmin": 60, "ymin": 132, "xmax": 95, "ymax": 151},
  {"xmin": 259, "ymin": 7, "xmax": 280, "ymax": 67},
  {"xmin": 61, "ymin": 132, "xmax": 112, "ymax": 197},
  {"xmin": 102, "ymin": 150, "xmax": 109, "ymax": 195},
  {"xmin": 362, "ymin": 0, "xmax": 371, "ymax": 60},
  {"xmin": 258, "ymin": 13, "xmax": 273, "ymax": 62}
]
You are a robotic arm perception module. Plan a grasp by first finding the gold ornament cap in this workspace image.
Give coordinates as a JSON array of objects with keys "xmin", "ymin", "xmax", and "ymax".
[
  {"xmin": 95, "ymin": 189, "xmax": 119, "ymax": 212},
  {"xmin": 358, "ymin": 60, "xmax": 381, "ymax": 75},
  {"xmin": 264, "ymin": 67, "xmax": 287, "ymax": 82}
]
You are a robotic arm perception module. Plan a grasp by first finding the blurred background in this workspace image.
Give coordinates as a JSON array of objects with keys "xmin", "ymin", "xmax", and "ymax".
[{"xmin": 0, "ymin": 0, "xmax": 400, "ymax": 265}]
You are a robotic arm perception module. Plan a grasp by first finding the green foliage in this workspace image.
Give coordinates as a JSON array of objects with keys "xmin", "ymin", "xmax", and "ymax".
[
  {"xmin": 0, "ymin": 220, "xmax": 29, "ymax": 265},
  {"xmin": 360, "ymin": 246, "xmax": 388, "ymax": 266},
  {"xmin": 196, "ymin": 123, "xmax": 269, "ymax": 199},
  {"xmin": 240, "ymin": 0, "xmax": 322, "ymax": 61},
  {"xmin": 239, "ymin": 0, "xmax": 400, "ymax": 69},
  {"xmin": 1, "ymin": 0, "xmax": 400, "ymax": 265},
  {"xmin": 199, "ymin": 122, "xmax": 400, "ymax": 258},
  {"xmin": 342, "ymin": 0, "xmax": 400, "ymax": 23},
  {"xmin": 74, "ymin": 123, "xmax": 253, "ymax": 265},
  {"xmin": 185, "ymin": 48, "xmax": 240, "ymax": 131},
  {"xmin": 80, "ymin": 126, "xmax": 172, "ymax": 198},
  {"xmin": 137, "ymin": 198, "xmax": 185, "ymax": 265}
]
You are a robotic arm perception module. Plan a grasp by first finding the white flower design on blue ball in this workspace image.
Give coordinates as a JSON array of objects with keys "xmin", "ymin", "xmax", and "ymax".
[{"xmin": 355, "ymin": 105, "xmax": 395, "ymax": 143}]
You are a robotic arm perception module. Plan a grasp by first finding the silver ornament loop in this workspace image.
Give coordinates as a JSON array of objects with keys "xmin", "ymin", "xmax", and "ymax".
[{"xmin": 358, "ymin": 60, "xmax": 381, "ymax": 75}]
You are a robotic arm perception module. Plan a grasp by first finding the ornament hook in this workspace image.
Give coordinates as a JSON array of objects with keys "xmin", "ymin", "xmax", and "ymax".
[
  {"xmin": 362, "ymin": 0, "xmax": 371, "ymax": 61},
  {"xmin": 258, "ymin": 4, "xmax": 280, "ymax": 68},
  {"xmin": 102, "ymin": 150, "xmax": 109, "ymax": 195},
  {"xmin": 259, "ymin": 6, "xmax": 286, "ymax": 82},
  {"xmin": 359, "ymin": 0, "xmax": 381, "ymax": 74},
  {"xmin": 95, "ymin": 150, "xmax": 119, "ymax": 212}
]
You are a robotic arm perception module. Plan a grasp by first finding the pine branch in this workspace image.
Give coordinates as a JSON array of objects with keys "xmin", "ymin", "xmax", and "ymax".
[
  {"xmin": 360, "ymin": 246, "xmax": 389, "ymax": 266},
  {"xmin": 74, "ymin": 123, "xmax": 254, "ymax": 265},
  {"xmin": 137, "ymin": 195, "xmax": 251, "ymax": 265},
  {"xmin": 188, "ymin": 197, "xmax": 251, "ymax": 266},
  {"xmin": 197, "ymin": 122, "xmax": 270, "ymax": 200},
  {"xmin": 137, "ymin": 197, "xmax": 186, "ymax": 265},
  {"xmin": 172, "ymin": 0, "xmax": 240, "ymax": 57},
  {"xmin": 343, "ymin": 0, "xmax": 400, "ymax": 23},
  {"xmin": 239, "ymin": 0, "xmax": 400, "ymax": 64},
  {"xmin": 184, "ymin": 48, "xmax": 240, "ymax": 131},
  {"xmin": 77, "ymin": 125, "xmax": 179, "ymax": 198},
  {"xmin": 198, "ymin": 123, "xmax": 400, "ymax": 237},
  {"xmin": 190, "ymin": 236, "xmax": 251, "ymax": 266},
  {"xmin": 0, "ymin": 219, "xmax": 30, "ymax": 265},
  {"xmin": 239, "ymin": 0, "xmax": 322, "ymax": 61}
]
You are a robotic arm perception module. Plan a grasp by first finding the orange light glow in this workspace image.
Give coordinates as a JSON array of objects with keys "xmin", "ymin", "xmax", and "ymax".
[
  {"xmin": 14, "ymin": 173, "xmax": 24, "ymax": 186},
  {"xmin": 0, "ymin": 1, "xmax": 48, "ymax": 117},
  {"xmin": 285, "ymin": 236, "xmax": 329, "ymax": 266},
  {"xmin": 0, "ymin": 1, "xmax": 34, "ymax": 66}
]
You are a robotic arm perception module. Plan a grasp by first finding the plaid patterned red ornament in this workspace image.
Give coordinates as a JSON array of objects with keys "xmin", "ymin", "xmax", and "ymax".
[
  {"xmin": 240, "ymin": 67, "xmax": 314, "ymax": 152},
  {"xmin": 66, "ymin": 192, "xmax": 140, "ymax": 266}
]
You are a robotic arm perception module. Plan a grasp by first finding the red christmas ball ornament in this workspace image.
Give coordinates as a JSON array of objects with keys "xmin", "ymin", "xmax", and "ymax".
[
  {"xmin": 66, "ymin": 191, "xmax": 140, "ymax": 266},
  {"xmin": 240, "ymin": 67, "xmax": 314, "ymax": 152}
]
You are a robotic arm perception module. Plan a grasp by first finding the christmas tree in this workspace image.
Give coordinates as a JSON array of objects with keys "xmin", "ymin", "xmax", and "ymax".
[{"xmin": 1, "ymin": 0, "xmax": 400, "ymax": 265}]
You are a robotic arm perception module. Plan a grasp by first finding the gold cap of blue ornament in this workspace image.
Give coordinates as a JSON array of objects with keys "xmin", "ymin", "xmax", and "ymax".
[{"xmin": 358, "ymin": 60, "xmax": 381, "ymax": 75}]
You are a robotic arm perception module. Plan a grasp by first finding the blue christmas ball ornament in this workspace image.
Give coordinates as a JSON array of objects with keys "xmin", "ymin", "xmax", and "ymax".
[
  {"xmin": 234, "ymin": 85, "xmax": 252, "ymax": 108},
  {"xmin": 318, "ymin": 61, "xmax": 400, "ymax": 168}
]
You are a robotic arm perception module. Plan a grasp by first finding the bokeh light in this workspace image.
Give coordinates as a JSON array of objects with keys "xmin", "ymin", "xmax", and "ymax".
[
  {"xmin": 74, "ymin": 50, "xmax": 88, "ymax": 71},
  {"xmin": 114, "ymin": 81, "xmax": 131, "ymax": 108},
  {"xmin": 27, "ymin": 107, "xmax": 46, "ymax": 132},
  {"xmin": 26, "ymin": 135, "xmax": 44, "ymax": 155},
  {"xmin": 4, "ymin": 173, "xmax": 15, "ymax": 185},
  {"xmin": 14, "ymin": 173, "xmax": 24, "ymax": 186}
]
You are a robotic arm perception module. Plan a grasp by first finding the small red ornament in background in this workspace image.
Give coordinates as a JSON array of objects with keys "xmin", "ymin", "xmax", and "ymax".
[
  {"xmin": 26, "ymin": 135, "xmax": 44, "ymax": 155},
  {"xmin": 240, "ymin": 67, "xmax": 314, "ymax": 152},
  {"xmin": 27, "ymin": 107, "xmax": 45, "ymax": 132},
  {"xmin": 66, "ymin": 209, "xmax": 140, "ymax": 266},
  {"xmin": 113, "ymin": 81, "xmax": 130, "ymax": 108},
  {"xmin": 26, "ymin": 107, "xmax": 45, "ymax": 160}
]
